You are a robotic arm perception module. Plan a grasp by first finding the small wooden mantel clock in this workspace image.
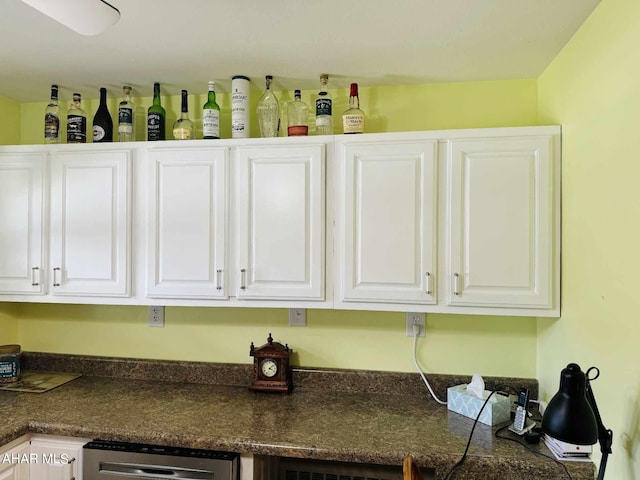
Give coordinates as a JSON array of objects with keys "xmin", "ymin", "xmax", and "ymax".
[{"xmin": 249, "ymin": 333, "xmax": 292, "ymax": 394}]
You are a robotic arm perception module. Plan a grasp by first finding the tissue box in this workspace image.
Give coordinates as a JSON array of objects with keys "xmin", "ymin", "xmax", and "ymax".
[{"xmin": 447, "ymin": 384, "xmax": 511, "ymax": 426}]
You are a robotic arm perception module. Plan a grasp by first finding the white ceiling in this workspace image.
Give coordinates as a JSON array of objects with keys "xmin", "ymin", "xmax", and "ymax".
[{"xmin": 0, "ymin": 0, "xmax": 600, "ymax": 103}]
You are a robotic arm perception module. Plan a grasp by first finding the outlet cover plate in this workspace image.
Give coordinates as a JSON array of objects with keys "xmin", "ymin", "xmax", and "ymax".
[
  {"xmin": 289, "ymin": 308, "xmax": 306, "ymax": 326},
  {"xmin": 148, "ymin": 306, "xmax": 165, "ymax": 327},
  {"xmin": 406, "ymin": 312, "xmax": 425, "ymax": 337}
]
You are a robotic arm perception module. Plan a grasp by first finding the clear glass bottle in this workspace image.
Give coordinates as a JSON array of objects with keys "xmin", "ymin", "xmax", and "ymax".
[
  {"xmin": 202, "ymin": 81, "xmax": 221, "ymax": 139},
  {"xmin": 173, "ymin": 90, "xmax": 194, "ymax": 140},
  {"xmin": 66, "ymin": 93, "xmax": 87, "ymax": 143},
  {"xmin": 342, "ymin": 83, "xmax": 365, "ymax": 134},
  {"xmin": 315, "ymin": 74, "xmax": 333, "ymax": 135},
  {"xmin": 92, "ymin": 87, "xmax": 113, "ymax": 143},
  {"xmin": 256, "ymin": 75, "xmax": 280, "ymax": 138},
  {"xmin": 287, "ymin": 90, "xmax": 309, "ymax": 136},
  {"xmin": 44, "ymin": 84, "xmax": 60, "ymax": 144},
  {"xmin": 118, "ymin": 85, "xmax": 135, "ymax": 142},
  {"xmin": 147, "ymin": 82, "xmax": 166, "ymax": 141}
]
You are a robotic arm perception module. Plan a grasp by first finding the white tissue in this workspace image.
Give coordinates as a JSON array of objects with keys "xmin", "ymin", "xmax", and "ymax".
[{"xmin": 466, "ymin": 373, "xmax": 496, "ymax": 403}]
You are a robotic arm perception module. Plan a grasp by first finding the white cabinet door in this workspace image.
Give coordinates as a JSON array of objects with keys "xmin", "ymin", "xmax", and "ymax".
[
  {"xmin": 0, "ymin": 440, "xmax": 29, "ymax": 480},
  {"xmin": 30, "ymin": 436, "xmax": 86, "ymax": 480},
  {"xmin": 236, "ymin": 144, "xmax": 325, "ymax": 300},
  {"xmin": 49, "ymin": 150, "xmax": 131, "ymax": 297},
  {"xmin": 447, "ymin": 136, "xmax": 556, "ymax": 308},
  {"xmin": 0, "ymin": 152, "xmax": 46, "ymax": 295},
  {"xmin": 338, "ymin": 140, "xmax": 438, "ymax": 304},
  {"xmin": 147, "ymin": 147, "xmax": 228, "ymax": 299}
]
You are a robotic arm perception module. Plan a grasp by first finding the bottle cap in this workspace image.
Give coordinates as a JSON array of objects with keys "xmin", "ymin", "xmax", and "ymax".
[
  {"xmin": 320, "ymin": 74, "xmax": 329, "ymax": 82},
  {"xmin": 294, "ymin": 89, "xmax": 301, "ymax": 96},
  {"xmin": 350, "ymin": 83, "xmax": 359, "ymax": 96},
  {"xmin": 209, "ymin": 81, "xmax": 216, "ymax": 89},
  {"xmin": 232, "ymin": 75, "xmax": 250, "ymax": 81},
  {"xmin": 266, "ymin": 75, "xmax": 273, "ymax": 80}
]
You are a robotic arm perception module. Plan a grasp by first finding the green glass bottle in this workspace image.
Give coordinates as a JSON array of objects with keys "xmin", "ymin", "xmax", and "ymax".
[
  {"xmin": 203, "ymin": 81, "xmax": 221, "ymax": 139},
  {"xmin": 147, "ymin": 82, "xmax": 166, "ymax": 141}
]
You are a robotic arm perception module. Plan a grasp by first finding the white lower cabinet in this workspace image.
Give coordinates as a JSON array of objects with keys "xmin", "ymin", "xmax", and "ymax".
[
  {"xmin": 0, "ymin": 439, "xmax": 29, "ymax": 480},
  {"xmin": 29, "ymin": 435, "xmax": 88, "ymax": 480}
]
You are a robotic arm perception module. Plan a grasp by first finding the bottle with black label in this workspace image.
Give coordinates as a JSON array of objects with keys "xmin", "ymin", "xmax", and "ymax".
[
  {"xmin": 67, "ymin": 93, "xmax": 87, "ymax": 143},
  {"xmin": 118, "ymin": 85, "xmax": 135, "ymax": 142},
  {"xmin": 315, "ymin": 74, "xmax": 333, "ymax": 135},
  {"xmin": 147, "ymin": 82, "xmax": 166, "ymax": 141},
  {"xmin": 92, "ymin": 87, "xmax": 113, "ymax": 142},
  {"xmin": 44, "ymin": 84, "xmax": 60, "ymax": 144}
]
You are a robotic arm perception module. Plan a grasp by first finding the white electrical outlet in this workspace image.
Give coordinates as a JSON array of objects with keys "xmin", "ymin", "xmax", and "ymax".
[
  {"xmin": 148, "ymin": 306, "xmax": 165, "ymax": 327},
  {"xmin": 406, "ymin": 312, "xmax": 425, "ymax": 337},
  {"xmin": 288, "ymin": 308, "xmax": 306, "ymax": 326}
]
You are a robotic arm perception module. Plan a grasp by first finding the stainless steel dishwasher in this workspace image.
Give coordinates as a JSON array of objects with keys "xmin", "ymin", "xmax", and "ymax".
[{"xmin": 83, "ymin": 439, "xmax": 239, "ymax": 480}]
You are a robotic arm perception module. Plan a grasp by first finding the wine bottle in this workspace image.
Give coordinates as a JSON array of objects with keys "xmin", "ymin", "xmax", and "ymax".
[
  {"xmin": 147, "ymin": 82, "xmax": 166, "ymax": 141},
  {"xmin": 118, "ymin": 85, "xmax": 135, "ymax": 142},
  {"xmin": 67, "ymin": 93, "xmax": 87, "ymax": 143},
  {"xmin": 173, "ymin": 90, "xmax": 194, "ymax": 140},
  {"xmin": 342, "ymin": 83, "xmax": 365, "ymax": 134},
  {"xmin": 92, "ymin": 87, "xmax": 113, "ymax": 142},
  {"xmin": 44, "ymin": 84, "xmax": 60, "ymax": 144},
  {"xmin": 315, "ymin": 74, "xmax": 333, "ymax": 135},
  {"xmin": 202, "ymin": 81, "xmax": 221, "ymax": 139},
  {"xmin": 256, "ymin": 75, "xmax": 280, "ymax": 137}
]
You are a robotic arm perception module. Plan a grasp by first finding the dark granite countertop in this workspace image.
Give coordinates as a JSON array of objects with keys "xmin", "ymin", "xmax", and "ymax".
[{"xmin": 0, "ymin": 353, "xmax": 595, "ymax": 480}]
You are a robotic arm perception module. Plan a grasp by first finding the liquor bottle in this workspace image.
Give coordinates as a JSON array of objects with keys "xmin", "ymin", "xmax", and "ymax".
[
  {"xmin": 256, "ymin": 75, "xmax": 280, "ymax": 137},
  {"xmin": 315, "ymin": 74, "xmax": 333, "ymax": 135},
  {"xmin": 66, "ymin": 93, "xmax": 87, "ymax": 143},
  {"xmin": 342, "ymin": 83, "xmax": 365, "ymax": 134},
  {"xmin": 202, "ymin": 81, "xmax": 221, "ymax": 139},
  {"xmin": 118, "ymin": 85, "xmax": 135, "ymax": 142},
  {"xmin": 173, "ymin": 90, "xmax": 194, "ymax": 140},
  {"xmin": 147, "ymin": 82, "xmax": 166, "ymax": 141},
  {"xmin": 231, "ymin": 75, "xmax": 250, "ymax": 138},
  {"xmin": 44, "ymin": 84, "xmax": 60, "ymax": 144},
  {"xmin": 287, "ymin": 90, "xmax": 309, "ymax": 136},
  {"xmin": 92, "ymin": 87, "xmax": 113, "ymax": 142}
]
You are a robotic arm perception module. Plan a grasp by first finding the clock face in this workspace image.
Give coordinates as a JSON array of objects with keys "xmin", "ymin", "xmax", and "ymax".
[{"xmin": 260, "ymin": 358, "xmax": 279, "ymax": 378}]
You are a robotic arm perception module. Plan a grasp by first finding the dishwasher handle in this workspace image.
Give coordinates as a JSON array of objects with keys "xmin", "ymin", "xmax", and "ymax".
[{"xmin": 100, "ymin": 461, "xmax": 213, "ymax": 479}]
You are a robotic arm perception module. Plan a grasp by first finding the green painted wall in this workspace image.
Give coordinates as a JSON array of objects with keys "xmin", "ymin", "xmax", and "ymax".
[
  {"xmin": 0, "ymin": 304, "xmax": 19, "ymax": 345},
  {"xmin": 12, "ymin": 78, "xmax": 542, "ymax": 378},
  {"xmin": 0, "ymin": 96, "xmax": 20, "ymax": 145},
  {"xmin": 537, "ymin": 0, "xmax": 640, "ymax": 478}
]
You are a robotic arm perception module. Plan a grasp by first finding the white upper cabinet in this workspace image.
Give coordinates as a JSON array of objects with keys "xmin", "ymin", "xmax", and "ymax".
[
  {"xmin": 337, "ymin": 139, "xmax": 438, "ymax": 304},
  {"xmin": 146, "ymin": 147, "xmax": 228, "ymax": 299},
  {"xmin": 446, "ymin": 135, "xmax": 557, "ymax": 309},
  {"xmin": 0, "ymin": 152, "xmax": 46, "ymax": 295},
  {"xmin": 236, "ymin": 144, "xmax": 325, "ymax": 300},
  {"xmin": 49, "ymin": 149, "xmax": 131, "ymax": 297}
]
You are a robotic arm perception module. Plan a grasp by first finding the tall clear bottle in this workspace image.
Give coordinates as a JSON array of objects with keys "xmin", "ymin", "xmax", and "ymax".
[
  {"xmin": 147, "ymin": 82, "xmax": 166, "ymax": 141},
  {"xmin": 342, "ymin": 83, "xmax": 365, "ymax": 134},
  {"xmin": 287, "ymin": 90, "xmax": 309, "ymax": 136},
  {"xmin": 256, "ymin": 75, "xmax": 280, "ymax": 137},
  {"xmin": 44, "ymin": 84, "xmax": 60, "ymax": 144},
  {"xmin": 66, "ymin": 93, "xmax": 87, "ymax": 143},
  {"xmin": 92, "ymin": 87, "xmax": 113, "ymax": 143},
  {"xmin": 202, "ymin": 81, "xmax": 221, "ymax": 139},
  {"xmin": 118, "ymin": 85, "xmax": 135, "ymax": 142},
  {"xmin": 315, "ymin": 74, "xmax": 333, "ymax": 135},
  {"xmin": 173, "ymin": 90, "xmax": 194, "ymax": 140}
]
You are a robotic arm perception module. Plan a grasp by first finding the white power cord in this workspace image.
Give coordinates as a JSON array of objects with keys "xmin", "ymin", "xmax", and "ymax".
[{"xmin": 412, "ymin": 323, "xmax": 448, "ymax": 405}]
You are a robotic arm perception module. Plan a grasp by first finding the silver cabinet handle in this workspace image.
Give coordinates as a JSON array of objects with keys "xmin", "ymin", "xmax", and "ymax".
[
  {"xmin": 31, "ymin": 267, "xmax": 40, "ymax": 286},
  {"xmin": 425, "ymin": 272, "xmax": 432, "ymax": 295},
  {"xmin": 52, "ymin": 267, "xmax": 61, "ymax": 287},
  {"xmin": 216, "ymin": 269, "xmax": 223, "ymax": 290},
  {"xmin": 69, "ymin": 456, "xmax": 76, "ymax": 480},
  {"xmin": 453, "ymin": 273, "xmax": 461, "ymax": 296},
  {"xmin": 240, "ymin": 269, "xmax": 247, "ymax": 290}
]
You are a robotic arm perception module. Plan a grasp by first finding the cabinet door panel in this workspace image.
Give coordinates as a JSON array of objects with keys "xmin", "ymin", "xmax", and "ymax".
[
  {"xmin": 237, "ymin": 145, "xmax": 324, "ymax": 300},
  {"xmin": 447, "ymin": 136, "xmax": 554, "ymax": 308},
  {"xmin": 30, "ymin": 437, "xmax": 84, "ymax": 480},
  {"xmin": 340, "ymin": 141, "xmax": 437, "ymax": 303},
  {"xmin": 0, "ymin": 153, "xmax": 45, "ymax": 294},
  {"xmin": 49, "ymin": 150, "xmax": 131, "ymax": 297},
  {"xmin": 147, "ymin": 147, "xmax": 228, "ymax": 299}
]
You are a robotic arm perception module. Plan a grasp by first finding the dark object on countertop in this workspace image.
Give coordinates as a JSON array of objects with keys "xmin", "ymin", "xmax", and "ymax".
[{"xmin": 249, "ymin": 333, "xmax": 292, "ymax": 394}]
